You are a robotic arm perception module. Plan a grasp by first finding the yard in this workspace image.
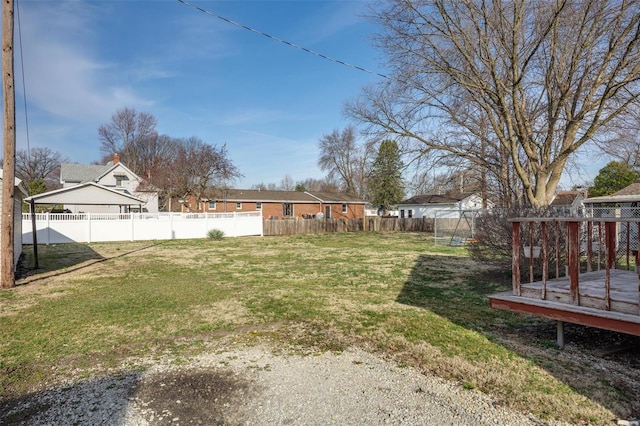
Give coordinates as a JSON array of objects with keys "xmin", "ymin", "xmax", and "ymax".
[{"xmin": 0, "ymin": 232, "xmax": 638, "ymax": 424}]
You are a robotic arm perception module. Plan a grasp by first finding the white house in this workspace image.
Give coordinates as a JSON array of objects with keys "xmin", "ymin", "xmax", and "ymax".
[
  {"xmin": 59, "ymin": 154, "xmax": 158, "ymax": 213},
  {"xmin": 396, "ymin": 192, "xmax": 488, "ymax": 219},
  {"xmin": 0, "ymin": 169, "xmax": 28, "ymax": 271},
  {"xmin": 550, "ymin": 190, "xmax": 586, "ymax": 216}
]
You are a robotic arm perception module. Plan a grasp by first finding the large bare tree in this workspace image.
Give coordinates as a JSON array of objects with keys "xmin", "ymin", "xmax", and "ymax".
[
  {"xmin": 15, "ymin": 147, "xmax": 67, "ymax": 193},
  {"xmin": 98, "ymin": 107, "xmax": 159, "ymax": 177},
  {"xmin": 151, "ymin": 137, "xmax": 241, "ymax": 212},
  {"xmin": 318, "ymin": 125, "xmax": 375, "ymax": 198},
  {"xmin": 348, "ymin": 0, "xmax": 640, "ymax": 207}
]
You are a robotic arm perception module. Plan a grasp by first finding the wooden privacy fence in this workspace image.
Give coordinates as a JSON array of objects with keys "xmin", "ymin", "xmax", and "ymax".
[{"xmin": 262, "ymin": 217, "xmax": 435, "ymax": 236}]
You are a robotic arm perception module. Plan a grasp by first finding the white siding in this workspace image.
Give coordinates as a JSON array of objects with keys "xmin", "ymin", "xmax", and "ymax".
[{"xmin": 0, "ymin": 183, "xmax": 24, "ymax": 271}]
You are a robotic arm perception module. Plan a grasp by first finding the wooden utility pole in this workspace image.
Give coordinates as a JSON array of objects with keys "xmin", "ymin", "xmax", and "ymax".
[{"xmin": 1, "ymin": 0, "xmax": 15, "ymax": 289}]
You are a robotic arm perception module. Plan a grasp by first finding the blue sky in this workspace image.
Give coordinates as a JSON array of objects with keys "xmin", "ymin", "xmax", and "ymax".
[{"xmin": 11, "ymin": 0, "xmax": 385, "ymax": 188}]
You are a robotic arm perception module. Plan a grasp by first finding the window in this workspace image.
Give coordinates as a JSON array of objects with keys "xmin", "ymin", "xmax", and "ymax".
[
  {"xmin": 400, "ymin": 209, "xmax": 405, "ymax": 218},
  {"xmin": 408, "ymin": 209, "xmax": 413, "ymax": 218},
  {"xmin": 283, "ymin": 203, "xmax": 293, "ymax": 217},
  {"xmin": 236, "ymin": 202, "xmax": 242, "ymax": 209},
  {"xmin": 342, "ymin": 203, "xmax": 347, "ymax": 213},
  {"xmin": 208, "ymin": 201, "xmax": 217, "ymax": 210},
  {"xmin": 256, "ymin": 202, "xmax": 262, "ymax": 210},
  {"xmin": 114, "ymin": 174, "xmax": 127, "ymax": 187}
]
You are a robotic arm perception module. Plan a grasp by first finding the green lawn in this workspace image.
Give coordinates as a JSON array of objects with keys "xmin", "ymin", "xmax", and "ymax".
[{"xmin": 1, "ymin": 232, "xmax": 636, "ymax": 424}]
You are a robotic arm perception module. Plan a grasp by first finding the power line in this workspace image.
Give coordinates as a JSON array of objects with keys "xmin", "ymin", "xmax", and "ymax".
[
  {"xmin": 16, "ymin": 0, "xmax": 30, "ymax": 157},
  {"xmin": 176, "ymin": 0, "xmax": 389, "ymax": 81}
]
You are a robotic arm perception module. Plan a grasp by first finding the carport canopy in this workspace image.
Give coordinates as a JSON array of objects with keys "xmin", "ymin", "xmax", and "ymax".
[
  {"xmin": 24, "ymin": 182, "xmax": 146, "ymax": 269},
  {"xmin": 24, "ymin": 182, "xmax": 145, "ymax": 208}
]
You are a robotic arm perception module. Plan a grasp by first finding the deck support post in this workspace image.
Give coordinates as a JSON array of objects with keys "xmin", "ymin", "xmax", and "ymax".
[
  {"xmin": 512, "ymin": 221, "xmax": 521, "ymax": 296},
  {"xmin": 557, "ymin": 321, "xmax": 565, "ymax": 349},
  {"xmin": 567, "ymin": 221, "xmax": 580, "ymax": 305}
]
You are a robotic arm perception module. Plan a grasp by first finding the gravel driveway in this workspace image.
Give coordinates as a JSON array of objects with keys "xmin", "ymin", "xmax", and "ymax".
[{"xmin": 1, "ymin": 345, "xmax": 568, "ymax": 425}]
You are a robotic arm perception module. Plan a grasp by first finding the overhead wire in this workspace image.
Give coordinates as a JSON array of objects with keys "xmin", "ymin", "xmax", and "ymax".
[
  {"xmin": 16, "ymin": 0, "xmax": 31, "ymax": 157},
  {"xmin": 176, "ymin": 0, "xmax": 390, "ymax": 81}
]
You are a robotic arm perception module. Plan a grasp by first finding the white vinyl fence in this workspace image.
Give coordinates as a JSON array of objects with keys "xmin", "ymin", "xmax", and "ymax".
[{"xmin": 22, "ymin": 212, "xmax": 263, "ymax": 244}]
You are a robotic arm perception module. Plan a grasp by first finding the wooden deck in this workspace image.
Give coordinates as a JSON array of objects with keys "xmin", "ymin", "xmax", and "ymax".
[
  {"xmin": 489, "ymin": 217, "xmax": 640, "ymax": 344},
  {"xmin": 489, "ymin": 269, "xmax": 640, "ymax": 337}
]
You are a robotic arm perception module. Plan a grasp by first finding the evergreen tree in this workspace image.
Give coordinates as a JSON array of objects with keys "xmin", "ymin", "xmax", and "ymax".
[
  {"xmin": 589, "ymin": 161, "xmax": 638, "ymax": 197},
  {"xmin": 369, "ymin": 140, "xmax": 404, "ymax": 213}
]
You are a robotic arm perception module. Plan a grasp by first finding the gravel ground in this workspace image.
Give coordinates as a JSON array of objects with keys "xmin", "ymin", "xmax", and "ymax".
[{"xmin": 1, "ymin": 345, "xmax": 569, "ymax": 426}]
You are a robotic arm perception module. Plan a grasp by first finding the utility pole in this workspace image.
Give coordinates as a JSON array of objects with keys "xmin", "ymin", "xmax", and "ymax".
[{"xmin": 2, "ymin": 0, "xmax": 15, "ymax": 289}]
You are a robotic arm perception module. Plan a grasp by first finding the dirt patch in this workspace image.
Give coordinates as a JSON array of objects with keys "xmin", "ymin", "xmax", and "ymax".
[{"xmin": 131, "ymin": 368, "xmax": 254, "ymax": 425}]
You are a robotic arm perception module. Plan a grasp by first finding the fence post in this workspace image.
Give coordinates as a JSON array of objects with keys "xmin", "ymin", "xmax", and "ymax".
[
  {"xmin": 434, "ymin": 210, "xmax": 438, "ymax": 245},
  {"xmin": 87, "ymin": 213, "xmax": 92, "ymax": 244},
  {"xmin": 131, "ymin": 212, "xmax": 135, "ymax": 242},
  {"xmin": 567, "ymin": 221, "xmax": 580, "ymax": 305},
  {"xmin": 45, "ymin": 212, "xmax": 50, "ymax": 245},
  {"xmin": 512, "ymin": 220, "xmax": 521, "ymax": 296}
]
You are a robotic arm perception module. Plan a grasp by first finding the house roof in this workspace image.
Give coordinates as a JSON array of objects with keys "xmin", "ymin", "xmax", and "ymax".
[
  {"xmin": 206, "ymin": 189, "xmax": 366, "ymax": 204},
  {"xmin": 60, "ymin": 163, "xmax": 113, "ymax": 183},
  {"xmin": 0, "ymin": 169, "xmax": 28, "ymax": 198},
  {"xmin": 583, "ymin": 183, "xmax": 640, "ymax": 204},
  {"xmin": 550, "ymin": 191, "xmax": 583, "ymax": 206},
  {"xmin": 24, "ymin": 182, "xmax": 145, "ymax": 205},
  {"xmin": 399, "ymin": 192, "xmax": 477, "ymax": 205},
  {"xmin": 306, "ymin": 192, "xmax": 366, "ymax": 204}
]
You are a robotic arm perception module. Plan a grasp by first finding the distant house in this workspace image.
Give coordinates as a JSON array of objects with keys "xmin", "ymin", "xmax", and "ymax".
[
  {"xmin": 182, "ymin": 189, "xmax": 367, "ymax": 220},
  {"xmin": 550, "ymin": 190, "xmax": 586, "ymax": 216},
  {"xmin": 396, "ymin": 192, "xmax": 488, "ymax": 219},
  {"xmin": 582, "ymin": 183, "xmax": 640, "ymax": 217},
  {"xmin": 59, "ymin": 154, "xmax": 158, "ymax": 213},
  {"xmin": 0, "ymin": 169, "xmax": 28, "ymax": 270}
]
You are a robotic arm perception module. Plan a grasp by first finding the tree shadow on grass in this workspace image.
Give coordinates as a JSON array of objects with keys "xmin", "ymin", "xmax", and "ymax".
[{"xmin": 396, "ymin": 253, "xmax": 640, "ymax": 421}]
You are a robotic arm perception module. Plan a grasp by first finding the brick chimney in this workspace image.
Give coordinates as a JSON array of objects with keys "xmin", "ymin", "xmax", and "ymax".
[{"xmin": 113, "ymin": 153, "xmax": 120, "ymax": 164}]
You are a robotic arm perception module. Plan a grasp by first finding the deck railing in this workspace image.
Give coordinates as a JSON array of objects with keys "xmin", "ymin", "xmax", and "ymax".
[{"xmin": 509, "ymin": 217, "xmax": 640, "ymax": 312}]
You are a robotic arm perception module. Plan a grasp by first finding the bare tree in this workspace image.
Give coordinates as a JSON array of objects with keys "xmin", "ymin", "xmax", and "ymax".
[
  {"xmin": 143, "ymin": 137, "xmax": 241, "ymax": 212},
  {"xmin": 348, "ymin": 0, "xmax": 640, "ymax": 207},
  {"xmin": 98, "ymin": 107, "xmax": 159, "ymax": 176},
  {"xmin": 14, "ymin": 147, "xmax": 67, "ymax": 193},
  {"xmin": 296, "ymin": 177, "xmax": 341, "ymax": 192},
  {"xmin": 280, "ymin": 174, "xmax": 295, "ymax": 191},
  {"xmin": 593, "ymin": 102, "xmax": 640, "ymax": 168},
  {"xmin": 173, "ymin": 137, "xmax": 241, "ymax": 212},
  {"xmin": 318, "ymin": 125, "xmax": 375, "ymax": 198}
]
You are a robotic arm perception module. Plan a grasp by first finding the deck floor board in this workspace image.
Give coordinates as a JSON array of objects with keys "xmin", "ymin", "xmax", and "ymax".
[
  {"xmin": 489, "ymin": 269, "xmax": 640, "ymax": 336},
  {"xmin": 521, "ymin": 269, "xmax": 639, "ymax": 304}
]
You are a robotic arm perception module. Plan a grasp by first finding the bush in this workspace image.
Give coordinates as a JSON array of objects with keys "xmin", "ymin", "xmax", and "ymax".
[
  {"xmin": 207, "ymin": 229, "xmax": 225, "ymax": 240},
  {"xmin": 467, "ymin": 207, "xmax": 567, "ymax": 278}
]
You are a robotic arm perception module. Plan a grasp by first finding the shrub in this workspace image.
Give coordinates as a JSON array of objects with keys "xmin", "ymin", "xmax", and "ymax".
[
  {"xmin": 467, "ymin": 207, "xmax": 567, "ymax": 279},
  {"xmin": 207, "ymin": 229, "xmax": 225, "ymax": 240}
]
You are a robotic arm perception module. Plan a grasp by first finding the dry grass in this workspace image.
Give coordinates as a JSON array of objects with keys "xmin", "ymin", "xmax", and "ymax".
[{"xmin": 1, "ymin": 232, "xmax": 638, "ymax": 424}]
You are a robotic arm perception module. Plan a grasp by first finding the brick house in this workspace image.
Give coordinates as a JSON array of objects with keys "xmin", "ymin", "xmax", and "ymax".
[{"xmin": 181, "ymin": 189, "xmax": 366, "ymax": 220}]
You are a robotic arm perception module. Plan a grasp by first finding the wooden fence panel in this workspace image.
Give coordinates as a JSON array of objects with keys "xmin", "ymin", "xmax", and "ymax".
[{"xmin": 263, "ymin": 217, "xmax": 432, "ymax": 236}]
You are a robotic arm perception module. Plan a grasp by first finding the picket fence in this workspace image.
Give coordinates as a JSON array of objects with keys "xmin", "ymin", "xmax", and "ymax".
[{"xmin": 22, "ymin": 211, "xmax": 263, "ymax": 244}]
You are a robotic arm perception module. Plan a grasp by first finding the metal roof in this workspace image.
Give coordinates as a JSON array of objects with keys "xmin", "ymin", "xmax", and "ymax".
[
  {"xmin": 24, "ymin": 182, "xmax": 145, "ymax": 205},
  {"xmin": 583, "ymin": 183, "xmax": 640, "ymax": 204}
]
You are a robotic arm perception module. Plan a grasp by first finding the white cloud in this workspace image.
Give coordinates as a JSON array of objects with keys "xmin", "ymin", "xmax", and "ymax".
[
  {"xmin": 219, "ymin": 109, "xmax": 285, "ymax": 126},
  {"xmin": 15, "ymin": 1, "xmax": 153, "ymax": 122}
]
